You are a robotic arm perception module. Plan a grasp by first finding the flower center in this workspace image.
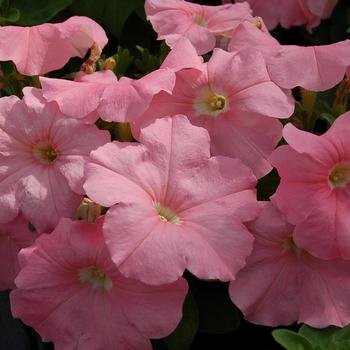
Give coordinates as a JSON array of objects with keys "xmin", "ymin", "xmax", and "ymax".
[
  {"xmin": 283, "ymin": 236, "xmax": 301, "ymax": 256},
  {"xmin": 154, "ymin": 202, "xmax": 182, "ymax": 225},
  {"xmin": 208, "ymin": 95, "xmax": 226, "ymax": 111},
  {"xmin": 79, "ymin": 266, "xmax": 113, "ymax": 290},
  {"xmin": 192, "ymin": 14, "xmax": 208, "ymax": 27},
  {"xmin": 194, "ymin": 88, "xmax": 229, "ymax": 117},
  {"xmin": 328, "ymin": 164, "xmax": 350, "ymax": 188},
  {"xmin": 33, "ymin": 142, "xmax": 58, "ymax": 164}
]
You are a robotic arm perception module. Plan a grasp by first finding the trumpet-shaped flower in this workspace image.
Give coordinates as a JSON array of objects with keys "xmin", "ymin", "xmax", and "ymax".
[
  {"xmin": 145, "ymin": 0, "xmax": 252, "ymax": 54},
  {"xmin": 229, "ymin": 202, "xmax": 350, "ymax": 328},
  {"xmin": 228, "ymin": 18, "xmax": 350, "ymax": 92},
  {"xmin": 0, "ymin": 88, "xmax": 110, "ymax": 232},
  {"xmin": 0, "ymin": 215, "xmax": 38, "ymax": 291},
  {"xmin": 0, "ymin": 16, "xmax": 107, "ymax": 76},
  {"xmin": 84, "ymin": 115, "xmax": 259, "ymax": 285},
  {"xmin": 10, "ymin": 218, "xmax": 188, "ymax": 350},
  {"xmin": 133, "ymin": 47, "xmax": 294, "ymax": 178},
  {"xmin": 235, "ymin": 0, "xmax": 338, "ymax": 30},
  {"xmin": 270, "ymin": 112, "xmax": 350, "ymax": 259}
]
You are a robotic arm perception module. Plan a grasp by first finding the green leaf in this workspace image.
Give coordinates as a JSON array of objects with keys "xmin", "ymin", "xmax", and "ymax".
[
  {"xmin": 0, "ymin": 7, "xmax": 19, "ymax": 24},
  {"xmin": 272, "ymin": 329, "xmax": 315, "ymax": 350},
  {"xmin": 11, "ymin": 0, "xmax": 73, "ymax": 25},
  {"xmin": 69, "ymin": 0, "xmax": 139, "ymax": 38},
  {"xmin": 320, "ymin": 112, "xmax": 336, "ymax": 126},
  {"xmin": 299, "ymin": 325, "xmax": 337, "ymax": 350},
  {"xmin": 333, "ymin": 324, "xmax": 350, "ymax": 350},
  {"xmin": 164, "ymin": 291, "xmax": 199, "ymax": 350},
  {"xmin": 274, "ymin": 324, "xmax": 350, "ymax": 350},
  {"xmin": 187, "ymin": 275, "xmax": 240, "ymax": 335}
]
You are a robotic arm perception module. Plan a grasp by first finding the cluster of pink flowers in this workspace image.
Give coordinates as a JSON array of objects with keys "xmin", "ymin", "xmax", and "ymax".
[{"xmin": 0, "ymin": 0, "xmax": 349, "ymax": 348}]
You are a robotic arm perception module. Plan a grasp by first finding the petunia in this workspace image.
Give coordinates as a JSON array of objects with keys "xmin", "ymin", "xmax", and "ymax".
[
  {"xmin": 229, "ymin": 202, "xmax": 350, "ymax": 328},
  {"xmin": 0, "ymin": 215, "xmax": 38, "ymax": 291},
  {"xmin": 0, "ymin": 87, "xmax": 110, "ymax": 233},
  {"xmin": 145, "ymin": 0, "xmax": 252, "ymax": 54},
  {"xmin": 133, "ymin": 47, "xmax": 294, "ymax": 178},
  {"xmin": 10, "ymin": 218, "xmax": 188, "ymax": 350},
  {"xmin": 0, "ymin": 16, "xmax": 108, "ymax": 76},
  {"xmin": 84, "ymin": 115, "xmax": 259, "ymax": 285},
  {"xmin": 228, "ymin": 19, "xmax": 350, "ymax": 92},
  {"xmin": 40, "ymin": 38, "xmax": 202, "ymax": 123},
  {"xmin": 270, "ymin": 112, "xmax": 350, "ymax": 259},
  {"xmin": 234, "ymin": 0, "xmax": 338, "ymax": 31},
  {"xmin": 266, "ymin": 40, "xmax": 350, "ymax": 91}
]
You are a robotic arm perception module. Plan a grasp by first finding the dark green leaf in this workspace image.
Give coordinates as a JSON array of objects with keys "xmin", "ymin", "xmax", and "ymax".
[
  {"xmin": 12, "ymin": 0, "xmax": 73, "ymax": 25},
  {"xmin": 0, "ymin": 7, "xmax": 20, "ymax": 24},
  {"xmin": 272, "ymin": 329, "xmax": 315, "ymax": 350},
  {"xmin": 164, "ymin": 291, "xmax": 199, "ymax": 350},
  {"xmin": 69, "ymin": 0, "xmax": 139, "ymax": 37}
]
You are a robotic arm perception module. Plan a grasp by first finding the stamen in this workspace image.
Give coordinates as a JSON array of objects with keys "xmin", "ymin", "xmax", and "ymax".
[
  {"xmin": 194, "ymin": 89, "xmax": 229, "ymax": 117},
  {"xmin": 328, "ymin": 164, "xmax": 350, "ymax": 188},
  {"xmin": 154, "ymin": 202, "xmax": 182, "ymax": 225},
  {"xmin": 33, "ymin": 142, "xmax": 58, "ymax": 164},
  {"xmin": 79, "ymin": 266, "xmax": 113, "ymax": 290}
]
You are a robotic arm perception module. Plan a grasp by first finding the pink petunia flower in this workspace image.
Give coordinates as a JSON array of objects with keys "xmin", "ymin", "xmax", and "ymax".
[
  {"xmin": 0, "ymin": 215, "xmax": 38, "ymax": 291},
  {"xmin": 10, "ymin": 217, "xmax": 188, "ymax": 350},
  {"xmin": 234, "ymin": 0, "xmax": 338, "ymax": 31},
  {"xmin": 84, "ymin": 115, "xmax": 259, "ymax": 285},
  {"xmin": 270, "ymin": 112, "xmax": 350, "ymax": 259},
  {"xmin": 0, "ymin": 16, "xmax": 108, "ymax": 76},
  {"xmin": 133, "ymin": 47, "xmax": 295, "ymax": 178},
  {"xmin": 145, "ymin": 0, "xmax": 252, "ymax": 54},
  {"xmin": 40, "ymin": 66, "xmax": 176, "ymax": 123},
  {"xmin": 228, "ymin": 19, "xmax": 350, "ymax": 91},
  {"xmin": 229, "ymin": 202, "xmax": 350, "ymax": 328},
  {"xmin": 0, "ymin": 87, "xmax": 110, "ymax": 233},
  {"xmin": 40, "ymin": 38, "xmax": 203, "ymax": 123}
]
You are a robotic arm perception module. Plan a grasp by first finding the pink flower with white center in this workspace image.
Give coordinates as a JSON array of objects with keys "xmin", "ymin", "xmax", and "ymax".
[
  {"xmin": 40, "ymin": 38, "xmax": 203, "ymax": 123},
  {"xmin": 0, "ymin": 87, "xmax": 110, "ymax": 233},
  {"xmin": 234, "ymin": 0, "xmax": 338, "ymax": 31},
  {"xmin": 133, "ymin": 47, "xmax": 295, "ymax": 178},
  {"xmin": 145, "ymin": 0, "xmax": 252, "ymax": 54},
  {"xmin": 228, "ymin": 20, "xmax": 350, "ymax": 92},
  {"xmin": 84, "ymin": 115, "xmax": 259, "ymax": 285},
  {"xmin": 229, "ymin": 202, "xmax": 350, "ymax": 328},
  {"xmin": 0, "ymin": 215, "xmax": 38, "ymax": 291},
  {"xmin": 0, "ymin": 16, "xmax": 107, "ymax": 76},
  {"xmin": 270, "ymin": 112, "xmax": 350, "ymax": 259},
  {"xmin": 10, "ymin": 218, "xmax": 188, "ymax": 350}
]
